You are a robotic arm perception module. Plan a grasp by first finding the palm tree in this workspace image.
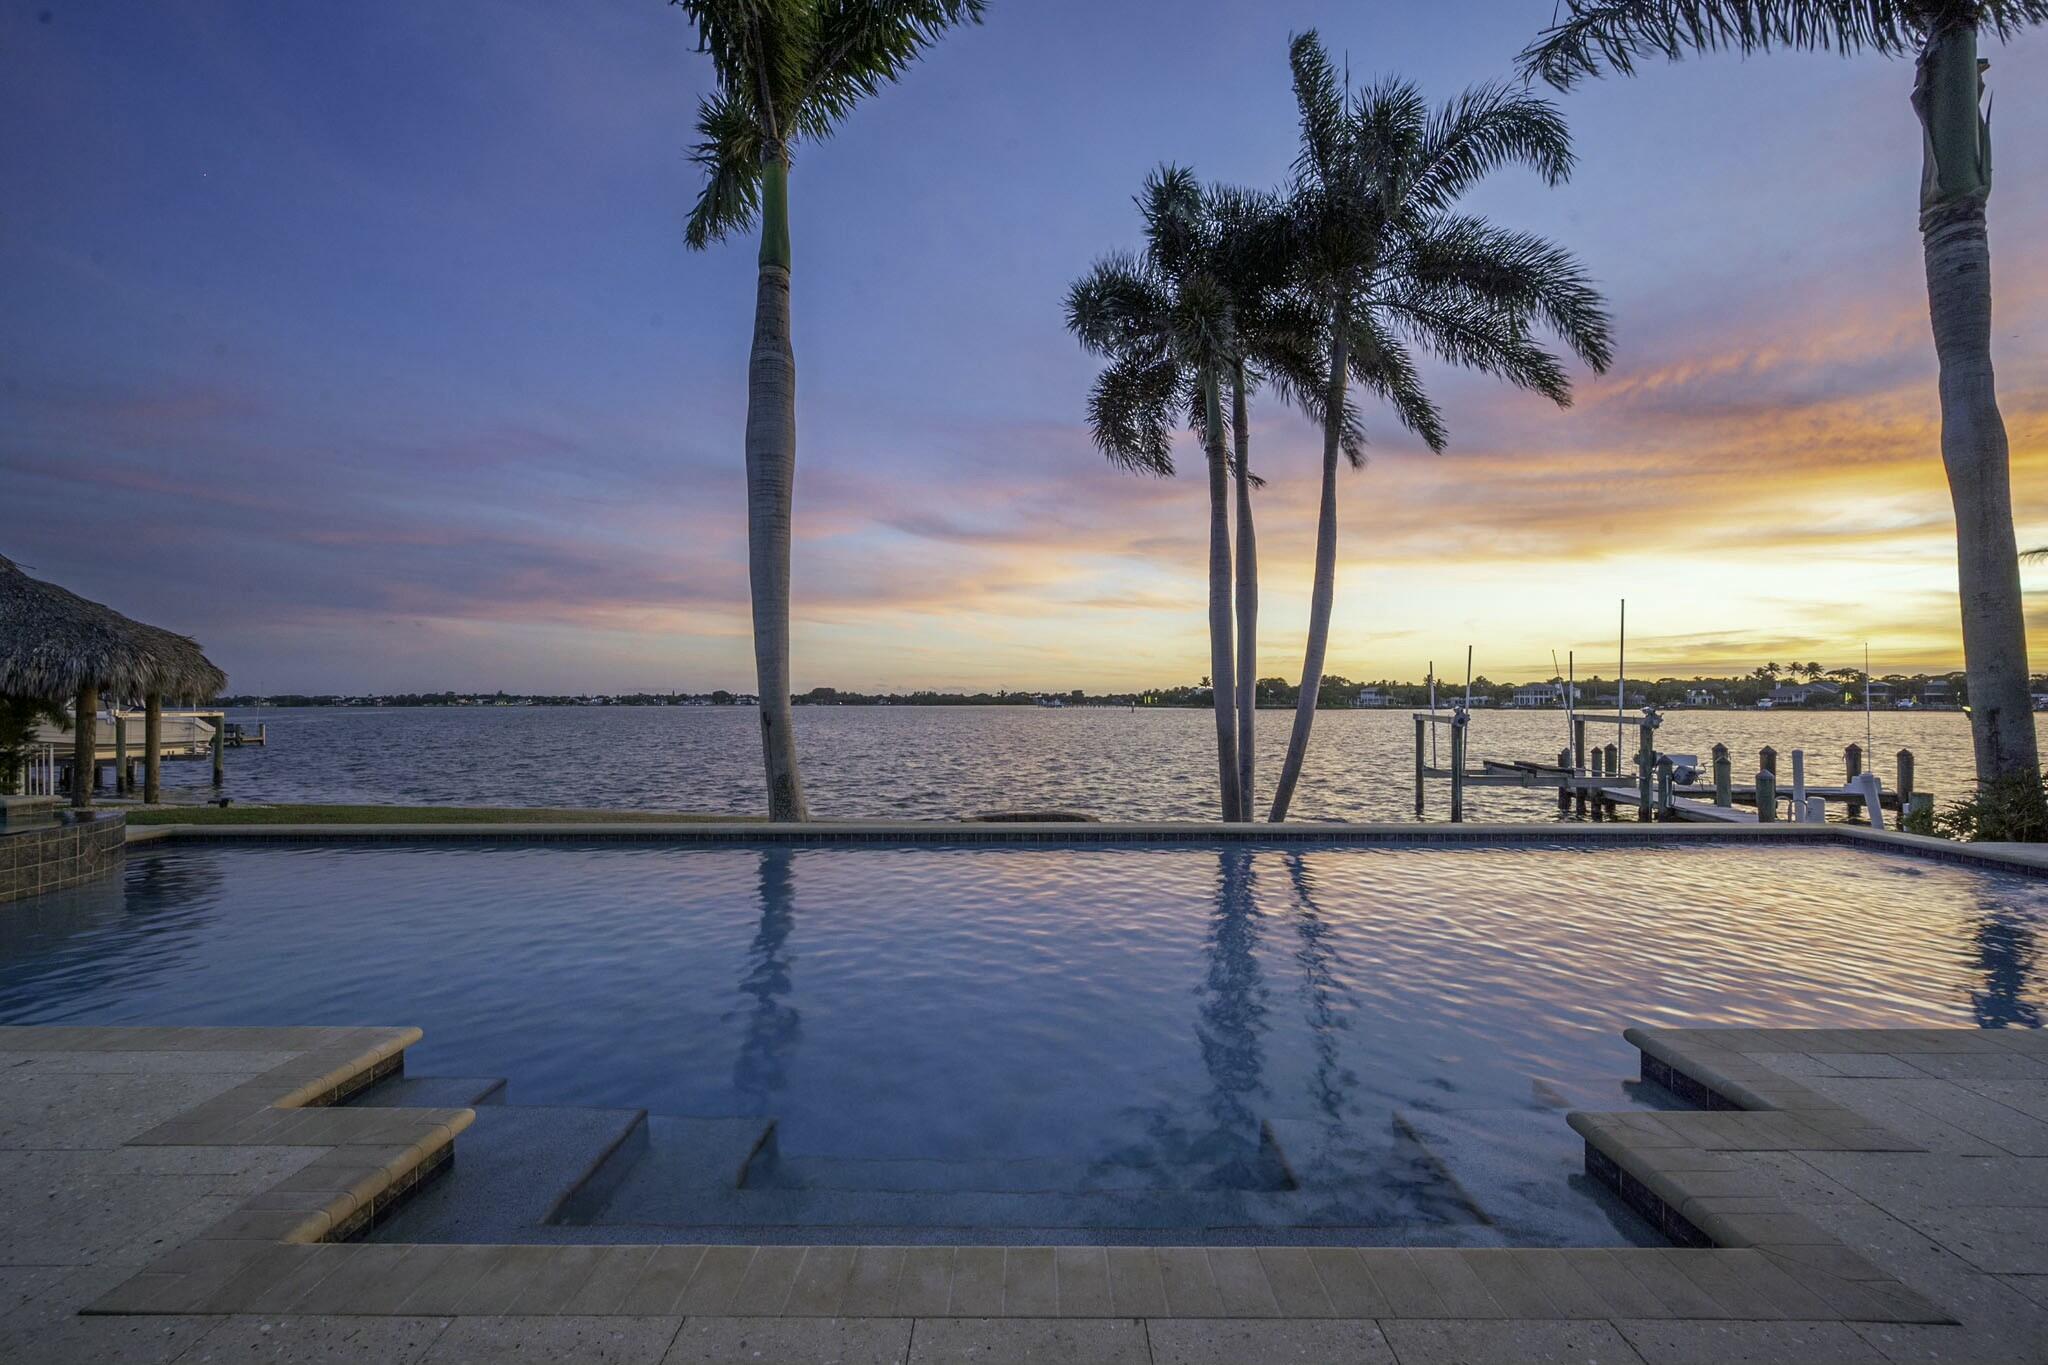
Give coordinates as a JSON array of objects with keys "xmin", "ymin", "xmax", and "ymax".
[
  {"xmin": 1207, "ymin": 187, "xmax": 1331, "ymax": 818},
  {"xmin": 1265, "ymin": 32, "xmax": 1614, "ymax": 822},
  {"xmin": 1068, "ymin": 167, "xmax": 1246, "ymax": 821},
  {"xmin": 1520, "ymin": 1, "xmax": 2045, "ymax": 793},
  {"xmin": 680, "ymin": 0, "xmax": 986, "ymax": 820}
]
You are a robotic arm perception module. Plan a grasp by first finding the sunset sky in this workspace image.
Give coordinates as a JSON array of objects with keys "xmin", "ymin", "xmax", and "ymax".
[{"xmin": 4, "ymin": 1, "xmax": 2045, "ymax": 694}]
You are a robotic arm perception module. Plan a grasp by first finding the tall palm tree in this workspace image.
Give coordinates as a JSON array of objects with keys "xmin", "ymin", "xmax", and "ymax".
[
  {"xmin": 1068, "ymin": 167, "xmax": 1246, "ymax": 821},
  {"xmin": 680, "ymin": 0, "xmax": 986, "ymax": 820},
  {"xmin": 1206, "ymin": 187, "xmax": 1332, "ymax": 818},
  {"xmin": 1266, "ymin": 32, "xmax": 1615, "ymax": 822},
  {"xmin": 1520, "ymin": 1, "xmax": 2046, "ymax": 793}
]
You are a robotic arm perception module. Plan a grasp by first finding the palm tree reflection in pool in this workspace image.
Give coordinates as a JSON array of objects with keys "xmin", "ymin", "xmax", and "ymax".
[
  {"xmin": 731, "ymin": 848, "xmax": 801, "ymax": 1112},
  {"xmin": 1971, "ymin": 898, "xmax": 2043, "ymax": 1029}
]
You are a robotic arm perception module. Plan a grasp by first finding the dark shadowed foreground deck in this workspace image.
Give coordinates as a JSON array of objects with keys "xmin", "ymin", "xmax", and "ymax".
[{"xmin": 1, "ymin": 1023, "xmax": 2045, "ymax": 1363}]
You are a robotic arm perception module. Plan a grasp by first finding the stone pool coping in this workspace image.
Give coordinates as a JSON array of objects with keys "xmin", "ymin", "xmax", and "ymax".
[
  {"xmin": 12, "ymin": 1031, "xmax": 2048, "ymax": 1358},
  {"xmin": 124, "ymin": 815, "xmax": 2048, "ymax": 875}
]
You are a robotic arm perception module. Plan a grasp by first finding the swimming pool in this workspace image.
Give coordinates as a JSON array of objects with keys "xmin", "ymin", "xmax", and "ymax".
[{"xmin": 2, "ymin": 838, "xmax": 2042, "ymax": 1246}]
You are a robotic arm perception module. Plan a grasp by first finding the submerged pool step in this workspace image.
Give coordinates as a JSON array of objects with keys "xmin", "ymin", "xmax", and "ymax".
[{"xmin": 366, "ymin": 1102, "xmax": 647, "ymax": 1243}]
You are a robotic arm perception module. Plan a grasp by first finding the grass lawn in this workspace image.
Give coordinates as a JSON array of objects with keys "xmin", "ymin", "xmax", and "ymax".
[{"xmin": 125, "ymin": 804, "xmax": 755, "ymax": 826}]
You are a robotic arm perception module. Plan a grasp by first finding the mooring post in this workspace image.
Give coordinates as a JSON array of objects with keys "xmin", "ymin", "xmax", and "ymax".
[
  {"xmin": 1760, "ymin": 745, "xmax": 1777, "ymax": 776},
  {"xmin": 1573, "ymin": 717, "xmax": 1588, "ymax": 816},
  {"xmin": 1557, "ymin": 747, "xmax": 1572, "ymax": 814},
  {"xmin": 1712, "ymin": 743, "xmax": 1732, "ymax": 807},
  {"xmin": 1791, "ymin": 750, "xmax": 1807, "ymax": 820},
  {"xmin": 1897, "ymin": 749, "xmax": 1915, "ymax": 810},
  {"xmin": 1806, "ymin": 795, "xmax": 1827, "ymax": 824},
  {"xmin": 1844, "ymin": 743, "xmax": 1864, "ymax": 822},
  {"xmin": 211, "ymin": 715, "xmax": 225, "ymax": 787},
  {"xmin": 1756, "ymin": 769, "xmax": 1778, "ymax": 821},
  {"xmin": 1603, "ymin": 742, "xmax": 1619, "ymax": 819},
  {"xmin": 1414, "ymin": 713, "xmax": 1426, "ymax": 817},
  {"xmin": 1449, "ymin": 715, "xmax": 1467, "ymax": 823},
  {"xmin": 1656, "ymin": 756, "xmax": 1674, "ymax": 819},
  {"xmin": 1636, "ymin": 723, "xmax": 1654, "ymax": 820}
]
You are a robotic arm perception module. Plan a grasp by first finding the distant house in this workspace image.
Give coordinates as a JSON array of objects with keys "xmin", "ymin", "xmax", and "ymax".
[
  {"xmin": 1769, "ymin": 683, "xmax": 1839, "ymax": 706},
  {"xmin": 1590, "ymin": 690, "xmax": 1645, "ymax": 709},
  {"xmin": 1861, "ymin": 681, "xmax": 1895, "ymax": 705},
  {"xmin": 1354, "ymin": 687, "xmax": 1391, "ymax": 708},
  {"xmin": 1511, "ymin": 683, "xmax": 1579, "ymax": 708},
  {"xmin": 1683, "ymin": 687, "xmax": 1722, "ymax": 707},
  {"xmin": 1922, "ymin": 678, "xmax": 1957, "ymax": 706}
]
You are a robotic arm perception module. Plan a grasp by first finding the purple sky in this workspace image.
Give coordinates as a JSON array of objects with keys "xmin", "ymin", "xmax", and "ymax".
[{"xmin": 3, "ymin": 2, "xmax": 2044, "ymax": 693}]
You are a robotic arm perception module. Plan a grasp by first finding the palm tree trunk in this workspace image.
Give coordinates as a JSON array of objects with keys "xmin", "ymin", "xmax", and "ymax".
[
  {"xmin": 1202, "ymin": 366, "xmax": 1242, "ymax": 822},
  {"xmin": 747, "ymin": 154, "xmax": 808, "ymax": 821},
  {"xmin": 71, "ymin": 683, "xmax": 96, "ymax": 810},
  {"xmin": 1231, "ymin": 362, "xmax": 1257, "ymax": 822},
  {"xmin": 1269, "ymin": 327, "xmax": 1349, "ymax": 822},
  {"xmin": 1915, "ymin": 28, "xmax": 2038, "ymax": 787}
]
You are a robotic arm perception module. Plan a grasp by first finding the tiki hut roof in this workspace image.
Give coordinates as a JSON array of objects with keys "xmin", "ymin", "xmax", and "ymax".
[{"xmin": 0, "ymin": 554, "xmax": 227, "ymax": 702}]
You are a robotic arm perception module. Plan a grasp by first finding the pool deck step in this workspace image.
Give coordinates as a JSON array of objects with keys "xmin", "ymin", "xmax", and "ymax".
[{"xmin": 354, "ymin": 1074, "xmax": 508, "ymax": 1108}]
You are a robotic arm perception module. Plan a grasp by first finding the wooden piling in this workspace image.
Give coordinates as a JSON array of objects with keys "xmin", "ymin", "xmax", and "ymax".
[
  {"xmin": 1573, "ymin": 717, "xmax": 1588, "ymax": 816},
  {"xmin": 1449, "ymin": 719, "xmax": 1467, "ymax": 823},
  {"xmin": 1845, "ymin": 744, "xmax": 1864, "ymax": 822},
  {"xmin": 1897, "ymin": 749, "xmax": 1915, "ymax": 810},
  {"xmin": 1636, "ymin": 723, "xmax": 1654, "ymax": 820},
  {"xmin": 1557, "ymin": 747, "xmax": 1572, "ymax": 814},
  {"xmin": 1756, "ymin": 769, "xmax": 1778, "ymax": 821},
  {"xmin": 1413, "ymin": 714, "xmax": 1426, "ymax": 817},
  {"xmin": 1760, "ymin": 745, "xmax": 1777, "ymax": 776},
  {"xmin": 211, "ymin": 715, "xmax": 225, "ymax": 787},
  {"xmin": 1656, "ymin": 756, "xmax": 1674, "ymax": 820},
  {"xmin": 1712, "ymin": 743, "xmax": 1732, "ymax": 807}
]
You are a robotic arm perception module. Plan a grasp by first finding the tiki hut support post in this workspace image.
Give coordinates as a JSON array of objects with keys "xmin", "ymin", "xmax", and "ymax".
[
  {"xmin": 144, "ymin": 692, "xmax": 162, "ymax": 804},
  {"xmin": 71, "ymin": 683, "xmax": 97, "ymax": 809},
  {"xmin": 114, "ymin": 702, "xmax": 129, "ymax": 794}
]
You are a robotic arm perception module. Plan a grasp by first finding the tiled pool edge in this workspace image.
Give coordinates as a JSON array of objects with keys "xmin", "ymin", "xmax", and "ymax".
[
  {"xmin": 46, "ymin": 1026, "xmax": 1963, "ymax": 1331},
  {"xmin": 125, "ymin": 815, "xmax": 2048, "ymax": 873}
]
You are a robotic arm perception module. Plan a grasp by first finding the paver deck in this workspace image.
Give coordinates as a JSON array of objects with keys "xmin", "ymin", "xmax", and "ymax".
[{"xmin": 2, "ymin": 1024, "xmax": 2044, "ymax": 1362}]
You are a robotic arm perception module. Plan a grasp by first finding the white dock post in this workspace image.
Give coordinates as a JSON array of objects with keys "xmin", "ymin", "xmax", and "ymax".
[
  {"xmin": 1791, "ymin": 750, "xmax": 1807, "ymax": 819},
  {"xmin": 1805, "ymin": 795, "xmax": 1827, "ymax": 824}
]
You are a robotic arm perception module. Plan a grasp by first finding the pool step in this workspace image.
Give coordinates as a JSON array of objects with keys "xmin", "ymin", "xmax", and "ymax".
[
  {"xmin": 365, "ymin": 1103, "xmax": 646, "ymax": 1243},
  {"xmin": 353, "ymin": 1074, "xmax": 507, "ymax": 1109}
]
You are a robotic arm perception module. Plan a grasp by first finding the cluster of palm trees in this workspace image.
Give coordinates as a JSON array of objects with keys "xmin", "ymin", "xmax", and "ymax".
[
  {"xmin": 1068, "ymin": 34, "xmax": 1613, "ymax": 821},
  {"xmin": 678, "ymin": 0, "xmax": 2044, "ymax": 826}
]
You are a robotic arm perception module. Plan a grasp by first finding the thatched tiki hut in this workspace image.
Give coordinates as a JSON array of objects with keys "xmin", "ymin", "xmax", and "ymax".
[{"xmin": 0, "ymin": 554, "xmax": 227, "ymax": 807}]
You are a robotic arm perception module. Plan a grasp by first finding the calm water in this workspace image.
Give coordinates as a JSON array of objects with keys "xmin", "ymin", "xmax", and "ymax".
[
  {"xmin": 164, "ymin": 705, "xmax": 2028, "ymax": 822},
  {"xmin": 2, "ymin": 840, "xmax": 2042, "ymax": 1243}
]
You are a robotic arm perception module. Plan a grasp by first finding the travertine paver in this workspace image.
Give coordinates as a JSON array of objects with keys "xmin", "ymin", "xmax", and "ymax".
[{"xmin": 6, "ymin": 1023, "xmax": 2047, "ymax": 1361}]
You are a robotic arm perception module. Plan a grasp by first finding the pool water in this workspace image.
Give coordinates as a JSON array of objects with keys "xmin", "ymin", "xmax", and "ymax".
[{"xmin": 2, "ymin": 840, "xmax": 2043, "ymax": 1246}]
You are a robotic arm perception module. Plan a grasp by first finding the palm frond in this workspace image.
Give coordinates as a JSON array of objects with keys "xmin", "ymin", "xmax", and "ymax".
[
  {"xmin": 803, "ymin": 0, "xmax": 987, "ymax": 140},
  {"xmin": 685, "ymin": 87, "xmax": 770, "ymax": 250},
  {"xmin": 1065, "ymin": 253, "xmax": 1171, "ymax": 359},
  {"xmin": 677, "ymin": 0, "xmax": 813, "ymax": 147},
  {"xmin": 1347, "ymin": 315, "xmax": 1445, "ymax": 455},
  {"xmin": 1516, "ymin": 0, "xmax": 1964, "ymax": 89},
  {"xmin": 1408, "ymin": 82, "xmax": 1576, "ymax": 212},
  {"xmin": 1086, "ymin": 354, "xmax": 1179, "ymax": 476},
  {"xmin": 1138, "ymin": 165, "xmax": 1209, "ymax": 282},
  {"xmin": 1396, "ymin": 216, "xmax": 1614, "ymax": 371},
  {"xmin": 1288, "ymin": 32, "xmax": 1348, "ymax": 186},
  {"xmin": 1378, "ymin": 282, "xmax": 1574, "ymax": 407}
]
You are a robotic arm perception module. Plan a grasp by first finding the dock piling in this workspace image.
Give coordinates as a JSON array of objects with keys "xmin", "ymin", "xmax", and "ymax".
[
  {"xmin": 1898, "ymin": 749, "xmax": 1915, "ymax": 810},
  {"xmin": 1756, "ymin": 769, "xmax": 1778, "ymax": 821},
  {"xmin": 210, "ymin": 717, "xmax": 225, "ymax": 788},
  {"xmin": 143, "ymin": 693, "xmax": 162, "ymax": 804},
  {"xmin": 1791, "ymin": 750, "xmax": 1807, "ymax": 819},
  {"xmin": 1845, "ymin": 744, "xmax": 1864, "ymax": 822},
  {"xmin": 1656, "ymin": 756, "xmax": 1674, "ymax": 819},
  {"xmin": 1449, "ymin": 715, "xmax": 1467, "ymax": 823},
  {"xmin": 1760, "ymin": 745, "xmax": 1777, "ymax": 777},
  {"xmin": 1557, "ymin": 748, "xmax": 1572, "ymax": 814},
  {"xmin": 1573, "ymin": 717, "xmax": 1588, "ymax": 816},
  {"xmin": 1856, "ymin": 772, "xmax": 1886, "ymax": 830},
  {"xmin": 1413, "ymin": 714, "xmax": 1426, "ymax": 817},
  {"xmin": 1712, "ymin": 744, "xmax": 1731, "ymax": 807}
]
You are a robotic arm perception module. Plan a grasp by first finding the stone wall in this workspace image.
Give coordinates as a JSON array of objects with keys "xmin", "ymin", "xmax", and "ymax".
[{"xmin": 0, "ymin": 811, "xmax": 126, "ymax": 905}]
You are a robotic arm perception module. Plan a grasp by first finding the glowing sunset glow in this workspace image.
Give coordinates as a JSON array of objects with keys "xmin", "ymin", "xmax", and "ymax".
[{"xmin": 3, "ymin": 2, "xmax": 2043, "ymax": 692}]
